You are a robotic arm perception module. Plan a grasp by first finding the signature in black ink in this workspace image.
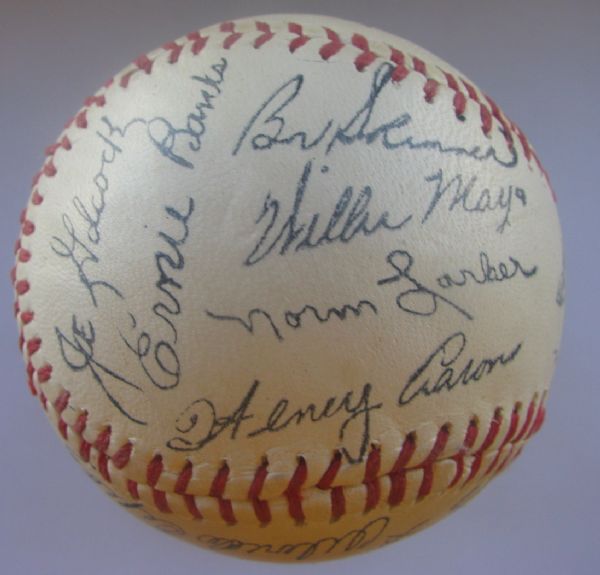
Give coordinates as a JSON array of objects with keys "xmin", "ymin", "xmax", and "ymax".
[
  {"xmin": 168, "ymin": 380, "xmax": 382, "ymax": 464},
  {"xmin": 436, "ymin": 252, "xmax": 538, "ymax": 289},
  {"xmin": 378, "ymin": 250, "xmax": 473, "ymax": 320},
  {"xmin": 233, "ymin": 62, "xmax": 517, "ymax": 168},
  {"xmin": 399, "ymin": 332, "xmax": 522, "ymax": 406},
  {"xmin": 143, "ymin": 57, "xmax": 227, "ymax": 168},
  {"xmin": 422, "ymin": 170, "xmax": 527, "ymax": 233},
  {"xmin": 207, "ymin": 248, "xmax": 472, "ymax": 343},
  {"xmin": 50, "ymin": 129, "xmax": 124, "ymax": 306},
  {"xmin": 196, "ymin": 516, "xmax": 390, "ymax": 560},
  {"xmin": 55, "ymin": 315, "xmax": 146, "ymax": 425},
  {"xmin": 51, "ymin": 58, "xmax": 224, "ymax": 306},
  {"xmin": 121, "ymin": 198, "xmax": 195, "ymax": 391},
  {"xmin": 206, "ymin": 300, "xmax": 377, "ymax": 342},
  {"xmin": 245, "ymin": 159, "xmax": 412, "ymax": 266}
]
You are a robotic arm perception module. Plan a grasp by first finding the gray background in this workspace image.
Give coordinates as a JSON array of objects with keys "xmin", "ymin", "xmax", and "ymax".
[{"xmin": 1, "ymin": 1, "xmax": 597, "ymax": 574}]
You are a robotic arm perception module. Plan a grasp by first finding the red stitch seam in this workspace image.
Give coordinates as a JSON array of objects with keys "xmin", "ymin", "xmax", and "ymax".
[
  {"xmin": 74, "ymin": 21, "xmax": 547, "ymax": 177},
  {"xmin": 19, "ymin": 363, "xmax": 547, "ymax": 525}
]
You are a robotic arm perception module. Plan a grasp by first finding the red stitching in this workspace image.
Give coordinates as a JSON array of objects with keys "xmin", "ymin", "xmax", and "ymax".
[
  {"xmin": 423, "ymin": 79, "xmax": 440, "ymax": 103},
  {"xmin": 37, "ymin": 364, "xmax": 53, "ymax": 384},
  {"xmin": 83, "ymin": 95, "xmax": 106, "ymax": 108},
  {"xmin": 25, "ymin": 357, "xmax": 545, "ymax": 527},
  {"xmin": 174, "ymin": 460, "xmax": 193, "ymax": 494},
  {"xmin": 443, "ymin": 72, "xmax": 467, "ymax": 118},
  {"xmin": 20, "ymin": 310, "xmax": 34, "ymax": 324},
  {"xmin": 352, "ymin": 34, "xmax": 377, "ymax": 71},
  {"xmin": 26, "ymin": 337, "xmax": 41, "ymax": 356},
  {"xmin": 32, "ymin": 191, "xmax": 44, "ymax": 206},
  {"xmin": 465, "ymin": 408, "xmax": 503, "ymax": 484},
  {"xmin": 94, "ymin": 427, "xmax": 111, "ymax": 452},
  {"xmin": 288, "ymin": 23, "xmax": 310, "ymax": 53},
  {"xmin": 486, "ymin": 404, "xmax": 521, "ymax": 476},
  {"xmin": 284, "ymin": 456, "xmax": 307, "ymax": 523},
  {"xmin": 331, "ymin": 486, "xmax": 346, "ymax": 521},
  {"xmin": 186, "ymin": 31, "xmax": 208, "ymax": 55},
  {"xmin": 254, "ymin": 21, "xmax": 274, "ymax": 49},
  {"xmin": 390, "ymin": 48, "xmax": 410, "ymax": 82},
  {"xmin": 127, "ymin": 480, "xmax": 139, "ymax": 499},
  {"xmin": 43, "ymin": 160, "xmax": 57, "ymax": 177},
  {"xmin": 16, "ymin": 279, "xmax": 30, "ymax": 296},
  {"xmin": 363, "ymin": 446, "xmax": 381, "ymax": 512},
  {"xmin": 248, "ymin": 459, "xmax": 271, "ymax": 524},
  {"xmin": 418, "ymin": 424, "xmax": 450, "ymax": 499},
  {"xmin": 317, "ymin": 450, "xmax": 342, "ymax": 489},
  {"xmin": 147, "ymin": 454, "xmax": 164, "ymax": 487},
  {"xmin": 45, "ymin": 136, "xmax": 72, "ymax": 157},
  {"xmin": 413, "ymin": 56, "xmax": 427, "ymax": 75},
  {"xmin": 18, "ymin": 248, "xmax": 31, "ymax": 263},
  {"xmin": 320, "ymin": 28, "xmax": 344, "ymax": 61},
  {"xmin": 112, "ymin": 441, "xmax": 133, "ymax": 469},
  {"xmin": 153, "ymin": 489, "xmax": 171, "ymax": 513},
  {"xmin": 184, "ymin": 494, "xmax": 203, "ymax": 519},
  {"xmin": 75, "ymin": 110, "xmax": 88, "ymax": 129},
  {"xmin": 210, "ymin": 463, "xmax": 236, "ymax": 524},
  {"xmin": 26, "ymin": 361, "xmax": 36, "ymax": 395},
  {"xmin": 220, "ymin": 22, "xmax": 242, "ymax": 50},
  {"xmin": 162, "ymin": 42, "xmax": 183, "ymax": 64},
  {"xmin": 449, "ymin": 418, "xmax": 479, "ymax": 487}
]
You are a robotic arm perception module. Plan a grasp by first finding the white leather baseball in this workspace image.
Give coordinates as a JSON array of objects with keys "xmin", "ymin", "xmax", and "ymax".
[{"xmin": 13, "ymin": 14, "xmax": 565, "ymax": 562}]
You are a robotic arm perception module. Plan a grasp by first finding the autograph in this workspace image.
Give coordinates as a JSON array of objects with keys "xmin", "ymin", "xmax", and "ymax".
[
  {"xmin": 233, "ymin": 61, "xmax": 517, "ymax": 168},
  {"xmin": 399, "ymin": 331, "xmax": 523, "ymax": 406},
  {"xmin": 168, "ymin": 380, "xmax": 382, "ymax": 464},
  {"xmin": 196, "ymin": 516, "xmax": 390, "ymax": 560},
  {"xmin": 120, "ymin": 197, "xmax": 196, "ymax": 391},
  {"xmin": 244, "ymin": 159, "xmax": 413, "ymax": 266},
  {"xmin": 422, "ymin": 169, "xmax": 527, "ymax": 233},
  {"xmin": 206, "ymin": 247, "xmax": 472, "ymax": 341},
  {"xmin": 50, "ymin": 57, "xmax": 227, "ymax": 308}
]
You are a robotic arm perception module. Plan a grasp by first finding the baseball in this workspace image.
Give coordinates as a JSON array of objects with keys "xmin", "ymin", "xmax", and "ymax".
[{"xmin": 13, "ymin": 14, "xmax": 564, "ymax": 562}]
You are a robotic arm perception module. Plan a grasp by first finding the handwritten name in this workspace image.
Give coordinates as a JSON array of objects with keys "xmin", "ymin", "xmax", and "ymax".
[
  {"xmin": 145, "ymin": 57, "xmax": 228, "ymax": 168},
  {"xmin": 233, "ymin": 62, "xmax": 517, "ymax": 168},
  {"xmin": 378, "ymin": 249, "xmax": 473, "ymax": 320},
  {"xmin": 50, "ymin": 128, "xmax": 124, "ymax": 306},
  {"xmin": 55, "ymin": 315, "xmax": 147, "ymax": 425},
  {"xmin": 422, "ymin": 169, "xmax": 527, "ymax": 233},
  {"xmin": 121, "ymin": 198, "xmax": 195, "ymax": 391},
  {"xmin": 399, "ymin": 332, "xmax": 523, "ymax": 406},
  {"xmin": 196, "ymin": 517, "xmax": 390, "ymax": 560},
  {"xmin": 168, "ymin": 380, "xmax": 382, "ymax": 464},
  {"xmin": 245, "ymin": 159, "xmax": 412, "ymax": 266},
  {"xmin": 437, "ymin": 252, "xmax": 538, "ymax": 289},
  {"xmin": 207, "ymin": 247, "xmax": 473, "ymax": 342},
  {"xmin": 206, "ymin": 300, "xmax": 377, "ymax": 342}
]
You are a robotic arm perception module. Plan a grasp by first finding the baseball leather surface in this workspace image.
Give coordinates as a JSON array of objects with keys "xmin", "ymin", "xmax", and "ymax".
[{"xmin": 13, "ymin": 14, "xmax": 564, "ymax": 562}]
